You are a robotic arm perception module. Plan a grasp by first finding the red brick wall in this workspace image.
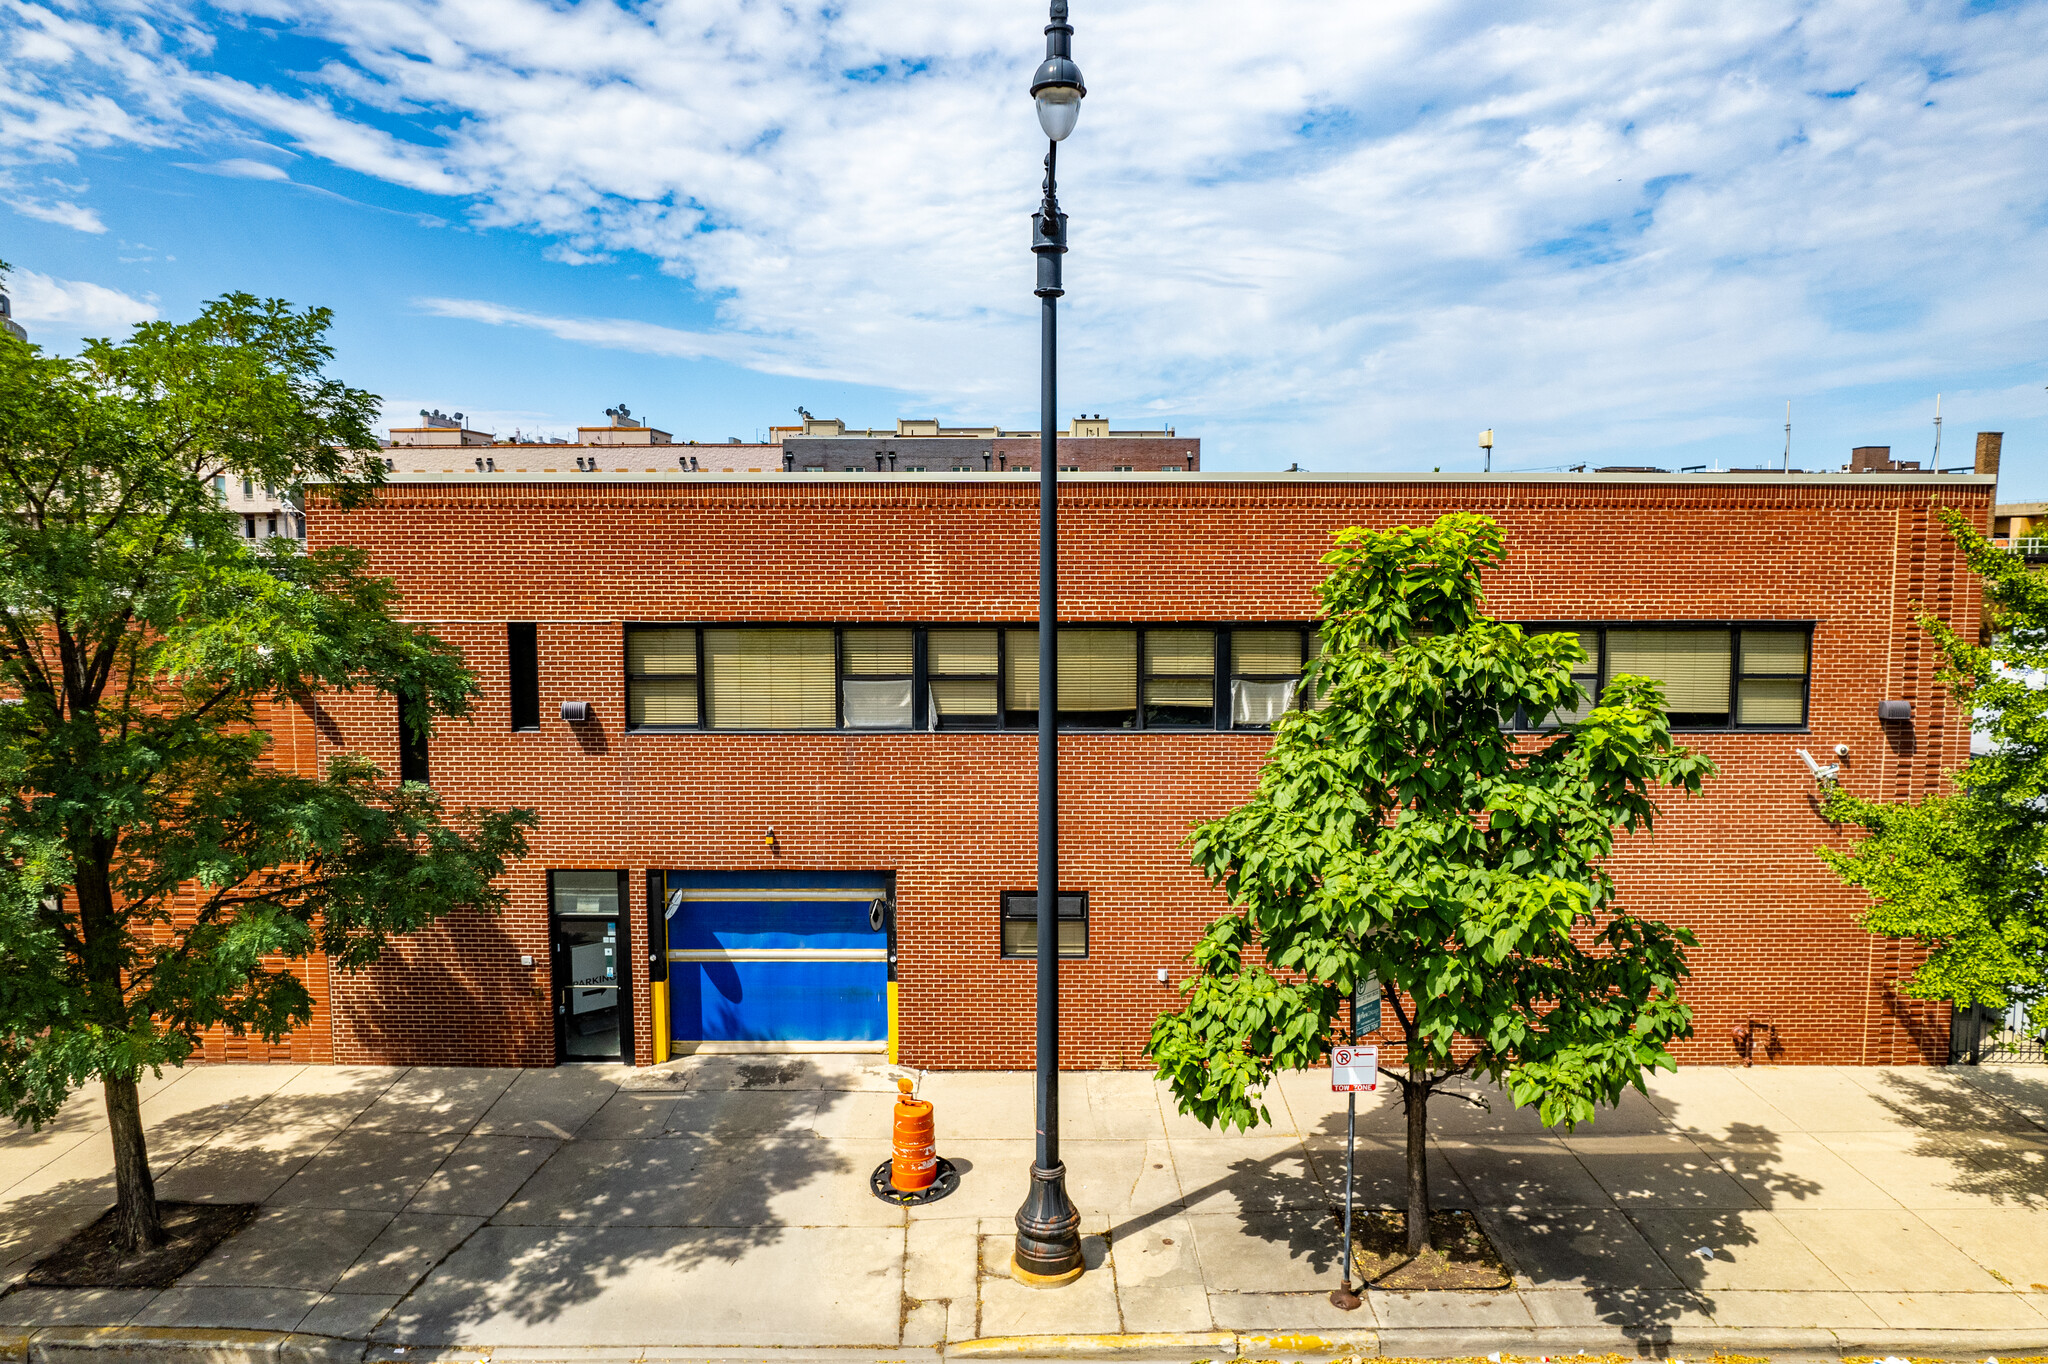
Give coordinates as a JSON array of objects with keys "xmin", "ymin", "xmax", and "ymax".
[{"xmin": 292, "ymin": 476, "xmax": 1988, "ymax": 1069}]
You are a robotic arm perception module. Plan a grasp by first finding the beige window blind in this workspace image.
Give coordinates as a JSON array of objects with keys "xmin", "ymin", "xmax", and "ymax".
[
  {"xmin": 629, "ymin": 679, "xmax": 698, "ymax": 727},
  {"xmin": 704, "ymin": 628, "xmax": 837, "ymax": 729},
  {"xmin": 1146, "ymin": 677, "xmax": 1213, "ymax": 706},
  {"xmin": 1145, "ymin": 629, "xmax": 1214, "ymax": 710},
  {"xmin": 1607, "ymin": 629, "xmax": 1731, "ymax": 713},
  {"xmin": 1740, "ymin": 630, "xmax": 1808, "ymax": 676},
  {"xmin": 1737, "ymin": 628, "xmax": 1808, "ymax": 724},
  {"xmin": 1006, "ymin": 629, "xmax": 1039, "ymax": 711},
  {"xmin": 1302, "ymin": 630, "xmax": 1335, "ymax": 712},
  {"xmin": 1538, "ymin": 626, "xmax": 1600, "ymax": 726},
  {"xmin": 842, "ymin": 627, "xmax": 913, "ymax": 676},
  {"xmin": 627, "ymin": 628, "xmax": 697, "ymax": 727},
  {"xmin": 627, "ymin": 628, "xmax": 697, "ymax": 675},
  {"xmin": 929, "ymin": 628, "xmax": 999, "ymax": 676},
  {"xmin": 1233, "ymin": 629, "xmax": 1302, "ymax": 676},
  {"xmin": 1303, "ymin": 630, "xmax": 1333, "ymax": 710},
  {"xmin": 1059, "ymin": 629, "xmax": 1137, "ymax": 711},
  {"xmin": 1548, "ymin": 627, "xmax": 1599, "ymax": 674},
  {"xmin": 931, "ymin": 678, "xmax": 999, "ymax": 717},
  {"xmin": 1738, "ymin": 679, "xmax": 1805, "ymax": 724},
  {"xmin": 1145, "ymin": 630, "xmax": 1214, "ymax": 675}
]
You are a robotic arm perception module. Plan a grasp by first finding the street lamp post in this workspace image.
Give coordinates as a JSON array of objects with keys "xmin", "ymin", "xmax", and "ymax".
[{"xmin": 1013, "ymin": 0, "xmax": 1087, "ymax": 1290}]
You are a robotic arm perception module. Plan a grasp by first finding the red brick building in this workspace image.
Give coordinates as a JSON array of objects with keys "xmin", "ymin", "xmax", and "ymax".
[{"xmin": 252, "ymin": 469, "xmax": 1990, "ymax": 1072}]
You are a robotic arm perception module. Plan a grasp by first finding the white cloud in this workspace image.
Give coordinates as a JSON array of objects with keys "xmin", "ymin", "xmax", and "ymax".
[
  {"xmin": 11, "ymin": 196, "xmax": 105, "ymax": 232},
  {"xmin": 3, "ymin": 0, "xmax": 2046, "ymax": 467},
  {"xmin": 414, "ymin": 296, "xmax": 838, "ymax": 379},
  {"xmin": 174, "ymin": 156, "xmax": 290, "ymax": 180},
  {"xmin": 6, "ymin": 268, "xmax": 157, "ymax": 330}
]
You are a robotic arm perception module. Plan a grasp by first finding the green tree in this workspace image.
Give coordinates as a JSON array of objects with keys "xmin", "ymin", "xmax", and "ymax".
[
  {"xmin": 1149, "ymin": 514, "xmax": 1712, "ymax": 1254},
  {"xmin": 1820, "ymin": 508, "xmax": 2048, "ymax": 1037},
  {"xmin": 0, "ymin": 270, "xmax": 537, "ymax": 1251}
]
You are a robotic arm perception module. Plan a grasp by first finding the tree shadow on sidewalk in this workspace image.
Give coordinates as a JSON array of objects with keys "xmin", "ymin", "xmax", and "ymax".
[
  {"xmin": 372, "ymin": 1058, "xmax": 877, "ymax": 1343},
  {"xmin": 1866, "ymin": 1067, "xmax": 2048, "ymax": 1210}
]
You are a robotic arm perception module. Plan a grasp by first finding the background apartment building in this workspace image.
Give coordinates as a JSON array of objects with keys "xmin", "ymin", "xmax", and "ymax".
[
  {"xmin": 776, "ymin": 412, "xmax": 1200, "ymax": 473},
  {"xmin": 381, "ymin": 407, "xmax": 1197, "ymax": 475}
]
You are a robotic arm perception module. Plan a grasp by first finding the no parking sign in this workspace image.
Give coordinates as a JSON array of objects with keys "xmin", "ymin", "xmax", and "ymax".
[{"xmin": 1329, "ymin": 1044, "xmax": 1378, "ymax": 1092}]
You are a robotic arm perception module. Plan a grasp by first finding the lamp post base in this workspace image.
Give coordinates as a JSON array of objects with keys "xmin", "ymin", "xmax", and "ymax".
[{"xmin": 1012, "ymin": 1160, "xmax": 1083, "ymax": 1285}]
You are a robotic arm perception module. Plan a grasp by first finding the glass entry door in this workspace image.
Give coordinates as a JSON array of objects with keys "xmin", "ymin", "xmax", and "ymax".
[{"xmin": 551, "ymin": 870, "xmax": 632, "ymax": 1062}]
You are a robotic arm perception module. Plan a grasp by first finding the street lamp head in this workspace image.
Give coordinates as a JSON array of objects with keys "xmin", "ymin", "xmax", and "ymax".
[
  {"xmin": 1031, "ymin": 0, "xmax": 1085, "ymax": 142},
  {"xmin": 1032, "ymin": 66, "xmax": 1085, "ymax": 141}
]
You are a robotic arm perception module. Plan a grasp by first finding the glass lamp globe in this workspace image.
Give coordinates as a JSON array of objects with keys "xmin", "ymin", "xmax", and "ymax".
[{"xmin": 1035, "ymin": 84, "xmax": 1083, "ymax": 141}]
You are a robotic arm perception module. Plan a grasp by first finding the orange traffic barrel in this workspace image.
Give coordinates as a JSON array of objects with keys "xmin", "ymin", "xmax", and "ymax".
[{"xmin": 890, "ymin": 1077, "xmax": 938, "ymax": 1192}]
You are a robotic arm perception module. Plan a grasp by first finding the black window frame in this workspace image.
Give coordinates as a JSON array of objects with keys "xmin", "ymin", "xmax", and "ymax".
[
  {"xmin": 397, "ymin": 693, "xmax": 430, "ymax": 784},
  {"xmin": 508, "ymin": 622, "xmax": 540, "ymax": 732},
  {"xmin": 1505, "ymin": 622, "xmax": 1814, "ymax": 733},
  {"xmin": 1000, "ymin": 889, "xmax": 1089, "ymax": 959},
  {"xmin": 1224, "ymin": 625, "xmax": 1318, "ymax": 732},
  {"xmin": 1140, "ymin": 626, "xmax": 1218, "ymax": 729},
  {"xmin": 624, "ymin": 625, "xmax": 707, "ymax": 732},
  {"xmin": 926, "ymin": 625, "xmax": 1002, "ymax": 732},
  {"xmin": 839, "ymin": 626, "xmax": 917, "ymax": 731},
  {"xmin": 620, "ymin": 621, "xmax": 1323, "ymax": 735}
]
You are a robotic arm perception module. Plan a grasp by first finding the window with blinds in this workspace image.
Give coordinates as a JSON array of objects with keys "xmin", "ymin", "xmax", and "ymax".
[
  {"xmin": 1535, "ymin": 626, "xmax": 1602, "ymax": 728},
  {"xmin": 1003, "ymin": 628, "xmax": 1143, "ymax": 726},
  {"xmin": 626, "ymin": 621, "xmax": 1807, "ymax": 734},
  {"xmin": 1737, "ymin": 628, "xmax": 1809, "ymax": 726},
  {"xmin": 1000, "ymin": 890, "xmax": 1088, "ymax": 958},
  {"xmin": 1230, "ymin": 628, "xmax": 1306, "ymax": 728},
  {"xmin": 929, "ymin": 627, "xmax": 1000, "ymax": 729},
  {"xmin": 1144, "ymin": 629, "xmax": 1214, "ymax": 727},
  {"xmin": 626, "ymin": 627, "xmax": 700, "ymax": 728},
  {"xmin": 1060, "ymin": 629, "xmax": 1138, "ymax": 726},
  {"xmin": 1608, "ymin": 629, "xmax": 1732, "ymax": 722},
  {"xmin": 841, "ymin": 627, "xmax": 913, "ymax": 729},
  {"xmin": 1005, "ymin": 628, "xmax": 1040, "ymax": 723},
  {"xmin": 1502, "ymin": 623, "xmax": 1811, "ymax": 731},
  {"xmin": 625, "ymin": 622, "xmax": 1361, "ymax": 732},
  {"xmin": 704, "ymin": 628, "xmax": 837, "ymax": 729}
]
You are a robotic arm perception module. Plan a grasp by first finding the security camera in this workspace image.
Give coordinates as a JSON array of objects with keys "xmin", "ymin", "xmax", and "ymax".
[{"xmin": 1796, "ymin": 748, "xmax": 1841, "ymax": 783}]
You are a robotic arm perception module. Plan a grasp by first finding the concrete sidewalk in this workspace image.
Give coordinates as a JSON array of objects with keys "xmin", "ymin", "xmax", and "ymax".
[{"xmin": 3, "ymin": 1058, "xmax": 2047, "ymax": 1356}]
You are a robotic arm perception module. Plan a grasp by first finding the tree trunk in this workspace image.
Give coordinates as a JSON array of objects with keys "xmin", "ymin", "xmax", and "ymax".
[
  {"xmin": 1404, "ymin": 1081, "xmax": 1433, "ymax": 1255},
  {"xmin": 104, "ymin": 1074, "xmax": 163, "ymax": 1251}
]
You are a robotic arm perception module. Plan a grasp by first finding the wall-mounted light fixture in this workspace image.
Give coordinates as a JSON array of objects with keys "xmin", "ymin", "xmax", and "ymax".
[
  {"xmin": 1878, "ymin": 700, "xmax": 1913, "ymax": 721},
  {"xmin": 764, "ymin": 825, "xmax": 778, "ymax": 851},
  {"xmin": 560, "ymin": 701, "xmax": 592, "ymax": 722}
]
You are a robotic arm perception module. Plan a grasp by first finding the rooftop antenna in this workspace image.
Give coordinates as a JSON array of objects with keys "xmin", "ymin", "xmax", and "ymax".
[
  {"xmin": 1783, "ymin": 400, "xmax": 1791, "ymax": 473},
  {"xmin": 1931, "ymin": 393, "xmax": 1942, "ymax": 466},
  {"xmin": 1480, "ymin": 428, "xmax": 1494, "ymax": 473}
]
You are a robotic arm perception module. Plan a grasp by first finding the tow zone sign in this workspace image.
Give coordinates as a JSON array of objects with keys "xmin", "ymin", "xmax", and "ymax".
[{"xmin": 1330, "ymin": 1045, "xmax": 1378, "ymax": 1092}]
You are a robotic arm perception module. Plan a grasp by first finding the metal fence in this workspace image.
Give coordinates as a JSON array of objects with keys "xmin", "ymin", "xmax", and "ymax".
[{"xmin": 1951, "ymin": 1001, "xmax": 2047, "ymax": 1064}]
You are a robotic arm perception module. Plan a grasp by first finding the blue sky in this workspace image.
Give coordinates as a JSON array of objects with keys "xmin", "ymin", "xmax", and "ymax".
[{"xmin": 2, "ymin": 0, "xmax": 2045, "ymax": 494}]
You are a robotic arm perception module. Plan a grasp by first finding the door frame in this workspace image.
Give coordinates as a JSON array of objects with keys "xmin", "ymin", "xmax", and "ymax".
[{"xmin": 548, "ymin": 868, "xmax": 635, "ymax": 1064}]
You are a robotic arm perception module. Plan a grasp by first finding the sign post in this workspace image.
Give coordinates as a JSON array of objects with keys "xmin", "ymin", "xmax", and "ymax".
[{"xmin": 1329, "ymin": 982, "xmax": 1379, "ymax": 1310}]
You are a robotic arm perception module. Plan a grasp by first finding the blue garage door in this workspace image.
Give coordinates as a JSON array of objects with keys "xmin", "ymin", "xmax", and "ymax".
[{"xmin": 662, "ymin": 871, "xmax": 891, "ymax": 1049}]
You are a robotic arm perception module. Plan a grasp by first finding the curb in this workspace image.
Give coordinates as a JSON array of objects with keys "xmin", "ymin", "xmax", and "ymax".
[
  {"xmin": 950, "ymin": 1326, "xmax": 2048, "ymax": 1358},
  {"xmin": 5, "ymin": 1325, "xmax": 2048, "ymax": 1363},
  {"xmin": 14, "ymin": 1327, "xmax": 365, "ymax": 1364}
]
